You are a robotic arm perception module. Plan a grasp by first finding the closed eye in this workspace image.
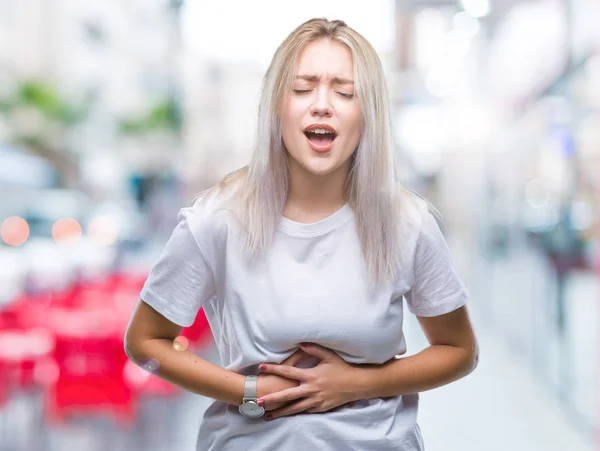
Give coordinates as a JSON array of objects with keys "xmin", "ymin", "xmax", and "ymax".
[
  {"xmin": 337, "ymin": 92, "xmax": 354, "ymax": 99},
  {"xmin": 293, "ymin": 89, "xmax": 311, "ymax": 94}
]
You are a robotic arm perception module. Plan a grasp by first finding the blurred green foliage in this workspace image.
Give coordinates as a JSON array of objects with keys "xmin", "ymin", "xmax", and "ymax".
[
  {"xmin": 0, "ymin": 80, "xmax": 86, "ymax": 126},
  {"xmin": 0, "ymin": 80, "xmax": 88, "ymax": 186},
  {"xmin": 118, "ymin": 97, "xmax": 182, "ymax": 135}
]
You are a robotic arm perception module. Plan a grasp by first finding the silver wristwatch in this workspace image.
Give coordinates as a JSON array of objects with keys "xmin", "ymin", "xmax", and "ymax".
[{"xmin": 239, "ymin": 375, "xmax": 265, "ymax": 419}]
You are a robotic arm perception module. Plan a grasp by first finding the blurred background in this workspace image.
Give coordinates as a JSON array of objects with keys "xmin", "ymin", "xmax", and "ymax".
[{"xmin": 0, "ymin": 0, "xmax": 598, "ymax": 450}]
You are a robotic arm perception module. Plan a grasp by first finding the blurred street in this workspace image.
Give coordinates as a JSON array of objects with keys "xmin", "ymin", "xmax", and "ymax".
[{"xmin": 417, "ymin": 309, "xmax": 594, "ymax": 451}]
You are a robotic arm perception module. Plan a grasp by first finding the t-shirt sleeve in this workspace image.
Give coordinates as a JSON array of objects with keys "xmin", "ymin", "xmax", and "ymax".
[
  {"xmin": 140, "ymin": 208, "xmax": 216, "ymax": 327},
  {"xmin": 404, "ymin": 209, "xmax": 469, "ymax": 317}
]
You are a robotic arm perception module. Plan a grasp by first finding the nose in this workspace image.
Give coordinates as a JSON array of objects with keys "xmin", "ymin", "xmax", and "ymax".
[{"xmin": 309, "ymin": 88, "xmax": 333, "ymax": 118}]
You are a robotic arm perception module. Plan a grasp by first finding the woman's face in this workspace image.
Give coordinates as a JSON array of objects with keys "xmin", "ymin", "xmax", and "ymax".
[{"xmin": 281, "ymin": 39, "xmax": 361, "ymax": 178}]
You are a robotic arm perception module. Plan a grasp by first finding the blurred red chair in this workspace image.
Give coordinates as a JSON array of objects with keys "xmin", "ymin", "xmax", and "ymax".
[
  {"xmin": 44, "ymin": 310, "xmax": 136, "ymax": 427},
  {"xmin": 1, "ymin": 293, "xmax": 50, "ymax": 327},
  {"xmin": 106, "ymin": 271, "xmax": 146, "ymax": 295},
  {"xmin": 0, "ymin": 360, "xmax": 9, "ymax": 408},
  {"xmin": 0, "ymin": 320, "xmax": 55, "ymax": 393}
]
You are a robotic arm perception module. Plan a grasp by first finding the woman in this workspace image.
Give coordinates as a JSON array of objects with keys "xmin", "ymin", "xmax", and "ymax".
[{"xmin": 125, "ymin": 18, "xmax": 479, "ymax": 450}]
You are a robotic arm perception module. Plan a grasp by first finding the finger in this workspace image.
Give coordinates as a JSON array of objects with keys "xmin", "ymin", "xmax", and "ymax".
[
  {"xmin": 258, "ymin": 385, "xmax": 308, "ymax": 407},
  {"xmin": 265, "ymin": 398, "xmax": 315, "ymax": 420},
  {"xmin": 281, "ymin": 349, "xmax": 309, "ymax": 367},
  {"xmin": 259, "ymin": 363, "xmax": 308, "ymax": 381},
  {"xmin": 299, "ymin": 343, "xmax": 339, "ymax": 362}
]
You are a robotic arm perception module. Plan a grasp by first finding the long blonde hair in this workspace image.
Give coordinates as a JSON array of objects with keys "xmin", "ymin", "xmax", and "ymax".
[{"xmin": 201, "ymin": 18, "xmax": 415, "ymax": 289}]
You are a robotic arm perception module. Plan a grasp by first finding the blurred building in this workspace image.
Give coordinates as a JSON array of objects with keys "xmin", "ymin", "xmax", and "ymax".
[
  {"xmin": 0, "ymin": 0, "xmax": 184, "ymax": 197},
  {"xmin": 180, "ymin": 58, "xmax": 265, "ymax": 193},
  {"xmin": 393, "ymin": 0, "xmax": 600, "ymax": 439}
]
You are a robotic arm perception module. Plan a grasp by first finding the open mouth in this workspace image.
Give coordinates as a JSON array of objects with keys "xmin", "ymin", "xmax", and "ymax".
[{"xmin": 304, "ymin": 129, "xmax": 337, "ymax": 145}]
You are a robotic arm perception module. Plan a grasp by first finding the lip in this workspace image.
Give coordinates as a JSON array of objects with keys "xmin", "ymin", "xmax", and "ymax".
[
  {"xmin": 303, "ymin": 123, "xmax": 337, "ymax": 134},
  {"xmin": 303, "ymin": 123, "xmax": 337, "ymax": 153}
]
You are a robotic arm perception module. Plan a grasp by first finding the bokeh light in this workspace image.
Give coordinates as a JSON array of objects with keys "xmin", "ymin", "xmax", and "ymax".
[
  {"xmin": 87, "ymin": 216, "xmax": 119, "ymax": 246},
  {"xmin": 52, "ymin": 218, "xmax": 82, "ymax": 243},
  {"xmin": 173, "ymin": 336, "xmax": 189, "ymax": 352},
  {"xmin": 525, "ymin": 179, "xmax": 550, "ymax": 209},
  {"xmin": 0, "ymin": 216, "xmax": 30, "ymax": 246},
  {"xmin": 459, "ymin": 0, "xmax": 490, "ymax": 18}
]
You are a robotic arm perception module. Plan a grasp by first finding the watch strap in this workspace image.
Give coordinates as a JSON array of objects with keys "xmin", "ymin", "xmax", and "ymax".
[{"xmin": 244, "ymin": 375, "xmax": 258, "ymax": 400}]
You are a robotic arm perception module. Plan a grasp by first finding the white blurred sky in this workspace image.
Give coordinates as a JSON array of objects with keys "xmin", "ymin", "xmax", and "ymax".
[{"xmin": 182, "ymin": 0, "xmax": 396, "ymax": 65}]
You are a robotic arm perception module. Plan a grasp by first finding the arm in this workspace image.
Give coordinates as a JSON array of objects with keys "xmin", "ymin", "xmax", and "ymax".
[
  {"xmin": 352, "ymin": 305, "xmax": 478, "ymax": 400},
  {"xmin": 125, "ymin": 300, "xmax": 302, "ymax": 407},
  {"xmin": 125, "ymin": 300, "xmax": 246, "ymax": 405},
  {"xmin": 355, "ymin": 206, "xmax": 479, "ymax": 398}
]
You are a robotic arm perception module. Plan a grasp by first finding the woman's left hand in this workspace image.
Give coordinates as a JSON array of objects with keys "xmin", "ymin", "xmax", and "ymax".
[{"xmin": 257, "ymin": 343, "xmax": 361, "ymax": 420}]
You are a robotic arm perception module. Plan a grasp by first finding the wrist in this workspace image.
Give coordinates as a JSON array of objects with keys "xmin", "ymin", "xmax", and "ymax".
[
  {"xmin": 347, "ymin": 365, "xmax": 371, "ymax": 402},
  {"xmin": 239, "ymin": 375, "xmax": 266, "ymax": 419},
  {"xmin": 233, "ymin": 373, "xmax": 247, "ymax": 406}
]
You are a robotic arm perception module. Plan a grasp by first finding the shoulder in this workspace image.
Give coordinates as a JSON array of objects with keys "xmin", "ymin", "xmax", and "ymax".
[
  {"xmin": 182, "ymin": 167, "xmax": 247, "ymax": 244},
  {"xmin": 395, "ymin": 186, "xmax": 438, "ymax": 238},
  {"xmin": 392, "ymin": 187, "xmax": 446, "ymax": 273}
]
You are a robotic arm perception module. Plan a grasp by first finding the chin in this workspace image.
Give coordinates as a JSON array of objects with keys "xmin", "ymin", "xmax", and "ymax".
[
  {"xmin": 301, "ymin": 160, "xmax": 341, "ymax": 176},
  {"xmin": 286, "ymin": 144, "xmax": 349, "ymax": 177}
]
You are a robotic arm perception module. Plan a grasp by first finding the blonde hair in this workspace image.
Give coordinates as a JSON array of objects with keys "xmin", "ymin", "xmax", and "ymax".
[{"xmin": 200, "ymin": 18, "xmax": 420, "ymax": 289}]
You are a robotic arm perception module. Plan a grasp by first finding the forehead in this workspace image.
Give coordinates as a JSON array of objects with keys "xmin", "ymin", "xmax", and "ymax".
[{"xmin": 295, "ymin": 39, "xmax": 354, "ymax": 80}]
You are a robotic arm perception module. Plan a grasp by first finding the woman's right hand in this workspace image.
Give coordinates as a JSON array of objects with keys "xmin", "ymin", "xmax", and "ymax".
[{"xmin": 257, "ymin": 349, "xmax": 310, "ymax": 411}]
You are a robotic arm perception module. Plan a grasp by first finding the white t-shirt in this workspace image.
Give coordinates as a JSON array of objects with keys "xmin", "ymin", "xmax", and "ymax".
[{"xmin": 140, "ymin": 190, "xmax": 468, "ymax": 451}]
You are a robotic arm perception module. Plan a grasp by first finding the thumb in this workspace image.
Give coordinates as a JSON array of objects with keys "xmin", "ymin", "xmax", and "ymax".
[{"xmin": 299, "ymin": 343, "xmax": 337, "ymax": 362}]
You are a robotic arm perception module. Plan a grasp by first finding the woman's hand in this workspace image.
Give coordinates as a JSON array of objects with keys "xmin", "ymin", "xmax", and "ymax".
[
  {"xmin": 256, "ymin": 348, "xmax": 310, "ymax": 411},
  {"xmin": 256, "ymin": 343, "xmax": 361, "ymax": 420}
]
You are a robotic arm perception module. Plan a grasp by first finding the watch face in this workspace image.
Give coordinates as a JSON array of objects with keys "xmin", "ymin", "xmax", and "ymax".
[{"xmin": 239, "ymin": 402, "xmax": 265, "ymax": 419}]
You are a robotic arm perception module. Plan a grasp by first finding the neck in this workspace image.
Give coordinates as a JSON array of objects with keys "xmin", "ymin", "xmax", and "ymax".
[{"xmin": 285, "ymin": 158, "xmax": 350, "ymax": 213}]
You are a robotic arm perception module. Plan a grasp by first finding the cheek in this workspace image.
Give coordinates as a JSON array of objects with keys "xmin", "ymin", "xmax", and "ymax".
[
  {"xmin": 284, "ymin": 95, "xmax": 307, "ymax": 118},
  {"xmin": 282, "ymin": 102, "xmax": 303, "ymax": 135},
  {"xmin": 343, "ymin": 110, "xmax": 362, "ymax": 146},
  {"xmin": 281, "ymin": 118, "xmax": 302, "ymax": 155},
  {"xmin": 280, "ymin": 113, "xmax": 294, "ymax": 142}
]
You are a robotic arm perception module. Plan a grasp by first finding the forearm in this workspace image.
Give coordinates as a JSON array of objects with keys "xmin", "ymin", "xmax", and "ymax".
[
  {"xmin": 125, "ymin": 338, "xmax": 245, "ymax": 406},
  {"xmin": 353, "ymin": 344, "xmax": 478, "ymax": 400}
]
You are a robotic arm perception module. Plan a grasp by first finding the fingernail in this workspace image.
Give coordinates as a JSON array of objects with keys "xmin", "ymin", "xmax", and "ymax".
[
  {"xmin": 259, "ymin": 364, "xmax": 266, "ymax": 371},
  {"xmin": 257, "ymin": 399, "xmax": 265, "ymax": 407}
]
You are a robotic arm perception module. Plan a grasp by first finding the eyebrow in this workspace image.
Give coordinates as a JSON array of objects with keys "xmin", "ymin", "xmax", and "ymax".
[{"xmin": 295, "ymin": 74, "xmax": 354, "ymax": 85}]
